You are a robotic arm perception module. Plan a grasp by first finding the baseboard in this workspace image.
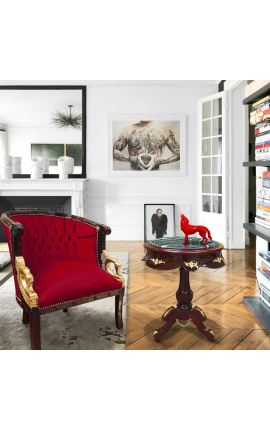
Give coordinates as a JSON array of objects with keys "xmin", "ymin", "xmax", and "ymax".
[{"xmin": 229, "ymin": 241, "xmax": 246, "ymax": 249}]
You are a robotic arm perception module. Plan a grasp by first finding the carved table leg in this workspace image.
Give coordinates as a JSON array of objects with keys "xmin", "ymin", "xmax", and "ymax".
[
  {"xmin": 153, "ymin": 268, "xmax": 214, "ymax": 342},
  {"xmin": 153, "ymin": 306, "xmax": 180, "ymax": 341},
  {"xmin": 187, "ymin": 306, "xmax": 215, "ymax": 342}
]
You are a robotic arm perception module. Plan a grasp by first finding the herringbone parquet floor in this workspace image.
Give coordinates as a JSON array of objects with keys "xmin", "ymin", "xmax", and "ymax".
[{"xmin": 107, "ymin": 240, "xmax": 270, "ymax": 350}]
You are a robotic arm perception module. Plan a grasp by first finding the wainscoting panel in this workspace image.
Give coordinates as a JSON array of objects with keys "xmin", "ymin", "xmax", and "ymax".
[{"xmin": 86, "ymin": 196, "xmax": 196, "ymax": 241}]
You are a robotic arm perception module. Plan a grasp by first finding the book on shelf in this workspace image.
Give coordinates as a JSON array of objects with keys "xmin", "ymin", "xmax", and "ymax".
[
  {"xmin": 252, "ymin": 96, "xmax": 270, "ymax": 111},
  {"xmin": 256, "ymin": 213, "xmax": 270, "ymax": 223},
  {"xmin": 256, "ymin": 166, "xmax": 265, "ymax": 197},
  {"xmin": 245, "ymin": 81, "xmax": 270, "ymax": 98},
  {"xmin": 258, "ymin": 267, "xmax": 270, "ymax": 281},
  {"xmin": 257, "ymin": 269, "xmax": 270, "ymax": 297},
  {"xmin": 255, "ymin": 144, "xmax": 270, "ymax": 161},
  {"xmin": 257, "ymin": 208, "xmax": 270, "ymax": 220},
  {"xmin": 258, "ymin": 199, "xmax": 270, "ymax": 208},
  {"xmin": 258, "ymin": 254, "xmax": 270, "ymax": 274},
  {"xmin": 258, "ymin": 278, "xmax": 270, "ymax": 305},
  {"xmin": 255, "ymin": 120, "xmax": 270, "ymax": 135},
  {"xmin": 255, "ymin": 216, "xmax": 270, "ymax": 229},
  {"xmin": 250, "ymin": 107, "xmax": 270, "ymax": 125},
  {"xmin": 259, "ymin": 281, "xmax": 270, "ymax": 298},
  {"xmin": 255, "ymin": 141, "xmax": 270, "ymax": 149},
  {"xmin": 262, "ymin": 171, "xmax": 270, "ymax": 180},
  {"xmin": 259, "ymin": 250, "xmax": 270, "ymax": 263},
  {"xmin": 259, "ymin": 283, "xmax": 270, "ymax": 308},
  {"xmin": 261, "ymin": 259, "xmax": 270, "ymax": 274},
  {"xmin": 260, "ymin": 294, "xmax": 270, "ymax": 309},
  {"xmin": 255, "ymin": 132, "xmax": 270, "ymax": 144},
  {"xmin": 260, "ymin": 171, "xmax": 270, "ymax": 193}
]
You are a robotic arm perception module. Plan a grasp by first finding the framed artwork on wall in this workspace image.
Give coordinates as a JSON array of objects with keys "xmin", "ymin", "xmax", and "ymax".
[
  {"xmin": 144, "ymin": 204, "xmax": 175, "ymax": 242},
  {"xmin": 109, "ymin": 115, "xmax": 186, "ymax": 176}
]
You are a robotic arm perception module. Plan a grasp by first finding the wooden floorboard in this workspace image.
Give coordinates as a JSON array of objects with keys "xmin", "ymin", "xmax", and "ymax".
[{"xmin": 106, "ymin": 240, "xmax": 269, "ymax": 350}]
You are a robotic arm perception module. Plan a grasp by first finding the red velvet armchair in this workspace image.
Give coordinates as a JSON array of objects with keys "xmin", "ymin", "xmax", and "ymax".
[{"xmin": 1, "ymin": 210, "xmax": 125, "ymax": 350}]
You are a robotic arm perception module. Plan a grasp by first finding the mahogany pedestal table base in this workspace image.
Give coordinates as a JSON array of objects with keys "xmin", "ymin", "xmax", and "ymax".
[{"xmin": 143, "ymin": 237, "xmax": 225, "ymax": 342}]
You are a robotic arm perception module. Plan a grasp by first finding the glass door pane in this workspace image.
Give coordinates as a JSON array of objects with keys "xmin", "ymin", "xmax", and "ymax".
[
  {"xmin": 200, "ymin": 96, "xmax": 223, "ymax": 214},
  {"xmin": 203, "ymin": 101, "xmax": 211, "ymax": 119}
]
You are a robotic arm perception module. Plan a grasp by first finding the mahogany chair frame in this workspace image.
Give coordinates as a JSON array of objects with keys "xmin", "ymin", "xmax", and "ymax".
[{"xmin": 1, "ymin": 210, "xmax": 125, "ymax": 350}]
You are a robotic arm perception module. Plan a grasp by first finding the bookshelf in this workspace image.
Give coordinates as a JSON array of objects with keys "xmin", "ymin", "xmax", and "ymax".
[
  {"xmin": 243, "ymin": 83, "xmax": 270, "ymax": 332},
  {"xmin": 243, "ymin": 161, "xmax": 270, "ymax": 167},
  {"xmin": 243, "ymin": 223, "xmax": 270, "ymax": 242}
]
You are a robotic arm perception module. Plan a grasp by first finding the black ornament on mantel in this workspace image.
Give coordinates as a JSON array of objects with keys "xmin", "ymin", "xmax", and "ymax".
[{"xmin": 51, "ymin": 105, "xmax": 82, "ymax": 130}]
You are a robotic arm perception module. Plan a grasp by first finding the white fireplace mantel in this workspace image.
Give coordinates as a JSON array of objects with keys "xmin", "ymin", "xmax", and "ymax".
[{"xmin": 0, "ymin": 178, "xmax": 88, "ymax": 217}]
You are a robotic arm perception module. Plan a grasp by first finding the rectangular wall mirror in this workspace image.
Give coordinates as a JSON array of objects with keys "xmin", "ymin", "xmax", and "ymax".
[{"xmin": 0, "ymin": 85, "xmax": 86, "ymax": 178}]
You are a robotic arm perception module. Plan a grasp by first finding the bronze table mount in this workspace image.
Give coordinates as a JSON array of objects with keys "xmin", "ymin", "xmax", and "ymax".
[{"xmin": 144, "ymin": 237, "xmax": 225, "ymax": 342}]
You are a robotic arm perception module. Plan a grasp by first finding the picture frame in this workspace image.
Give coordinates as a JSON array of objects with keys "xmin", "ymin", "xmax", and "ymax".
[
  {"xmin": 0, "ymin": 85, "xmax": 87, "ymax": 178},
  {"xmin": 109, "ymin": 115, "xmax": 186, "ymax": 177},
  {"xmin": 144, "ymin": 204, "xmax": 175, "ymax": 242}
]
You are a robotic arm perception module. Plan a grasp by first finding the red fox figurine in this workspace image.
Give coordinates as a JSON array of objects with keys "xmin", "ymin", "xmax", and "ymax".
[{"xmin": 180, "ymin": 214, "xmax": 212, "ymax": 245}]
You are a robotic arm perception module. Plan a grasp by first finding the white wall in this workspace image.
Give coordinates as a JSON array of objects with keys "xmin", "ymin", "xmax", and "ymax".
[{"xmin": 85, "ymin": 83, "xmax": 218, "ymax": 240}]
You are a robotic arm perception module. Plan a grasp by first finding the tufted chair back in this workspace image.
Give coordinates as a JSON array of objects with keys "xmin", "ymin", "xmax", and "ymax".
[{"xmin": 8, "ymin": 214, "xmax": 99, "ymax": 270}]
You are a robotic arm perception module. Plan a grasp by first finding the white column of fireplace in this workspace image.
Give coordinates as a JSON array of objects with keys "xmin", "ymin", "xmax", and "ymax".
[{"xmin": 0, "ymin": 179, "xmax": 88, "ymax": 217}]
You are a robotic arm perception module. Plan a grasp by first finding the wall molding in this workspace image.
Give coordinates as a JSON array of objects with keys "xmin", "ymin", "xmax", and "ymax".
[
  {"xmin": 86, "ymin": 195, "xmax": 197, "ymax": 201},
  {"xmin": 0, "ymin": 80, "xmax": 220, "ymax": 88}
]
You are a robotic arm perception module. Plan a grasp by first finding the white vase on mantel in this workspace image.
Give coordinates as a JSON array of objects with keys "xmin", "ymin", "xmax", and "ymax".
[
  {"xmin": 31, "ymin": 157, "xmax": 44, "ymax": 179},
  {"xmin": 1, "ymin": 155, "xmax": 13, "ymax": 179},
  {"xmin": 31, "ymin": 165, "xmax": 43, "ymax": 179},
  {"xmin": 31, "ymin": 156, "xmax": 49, "ymax": 176},
  {"xmin": 58, "ymin": 156, "xmax": 74, "ymax": 179},
  {"xmin": 12, "ymin": 157, "xmax": 21, "ymax": 175}
]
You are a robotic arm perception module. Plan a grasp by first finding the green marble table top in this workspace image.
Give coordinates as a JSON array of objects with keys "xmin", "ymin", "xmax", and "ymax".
[{"xmin": 149, "ymin": 237, "xmax": 219, "ymax": 250}]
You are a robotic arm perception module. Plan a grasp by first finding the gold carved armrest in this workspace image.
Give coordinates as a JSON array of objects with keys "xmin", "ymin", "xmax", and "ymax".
[
  {"xmin": 15, "ymin": 257, "xmax": 39, "ymax": 309},
  {"xmin": 101, "ymin": 251, "xmax": 125, "ymax": 288}
]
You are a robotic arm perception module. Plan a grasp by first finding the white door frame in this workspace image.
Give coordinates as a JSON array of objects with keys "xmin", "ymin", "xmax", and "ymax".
[
  {"xmin": 224, "ymin": 80, "xmax": 248, "ymax": 248},
  {"xmin": 197, "ymin": 91, "xmax": 227, "ymax": 247}
]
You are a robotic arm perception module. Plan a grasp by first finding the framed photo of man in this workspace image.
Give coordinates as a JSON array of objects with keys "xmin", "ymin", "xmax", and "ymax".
[
  {"xmin": 144, "ymin": 204, "xmax": 175, "ymax": 242},
  {"xmin": 109, "ymin": 115, "xmax": 186, "ymax": 176}
]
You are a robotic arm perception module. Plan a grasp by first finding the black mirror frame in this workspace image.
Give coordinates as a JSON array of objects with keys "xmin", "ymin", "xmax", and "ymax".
[{"xmin": 0, "ymin": 85, "xmax": 87, "ymax": 179}]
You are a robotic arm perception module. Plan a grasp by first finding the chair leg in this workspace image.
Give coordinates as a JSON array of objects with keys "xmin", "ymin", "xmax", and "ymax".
[
  {"xmin": 115, "ymin": 290, "xmax": 124, "ymax": 329},
  {"xmin": 29, "ymin": 308, "xmax": 41, "ymax": 350},
  {"xmin": 63, "ymin": 309, "xmax": 68, "ymax": 313},
  {"xmin": 22, "ymin": 310, "xmax": 29, "ymax": 325}
]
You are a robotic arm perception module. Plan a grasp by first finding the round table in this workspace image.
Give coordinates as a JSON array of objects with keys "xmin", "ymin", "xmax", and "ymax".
[{"xmin": 143, "ymin": 237, "xmax": 225, "ymax": 342}]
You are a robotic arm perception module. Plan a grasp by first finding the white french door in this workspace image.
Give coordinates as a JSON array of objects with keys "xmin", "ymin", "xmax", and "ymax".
[{"xmin": 197, "ymin": 91, "xmax": 227, "ymax": 247}]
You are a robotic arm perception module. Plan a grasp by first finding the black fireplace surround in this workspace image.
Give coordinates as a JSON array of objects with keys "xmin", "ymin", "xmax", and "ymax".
[{"xmin": 0, "ymin": 196, "xmax": 71, "ymax": 242}]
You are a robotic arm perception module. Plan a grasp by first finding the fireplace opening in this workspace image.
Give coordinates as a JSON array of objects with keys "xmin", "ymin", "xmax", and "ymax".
[{"xmin": 0, "ymin": 196, "xmax": 71, "ymax": 242}]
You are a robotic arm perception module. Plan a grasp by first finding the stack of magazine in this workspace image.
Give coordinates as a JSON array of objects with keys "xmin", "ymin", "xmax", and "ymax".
[
  {"xmin": 250, "ymin": 95, "xmax": 270, "ymax": 161},
  {"xmin": 258, "ymin": 251, "xmax": 270, "ymax": 308},
  {"xmin": 256, "ymin": 170, "xmax": 270, "ymax": 229}
]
